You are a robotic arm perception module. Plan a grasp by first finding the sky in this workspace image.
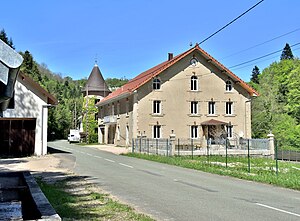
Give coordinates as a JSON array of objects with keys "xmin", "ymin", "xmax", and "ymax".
[{"xmin": 1, "ymin": 0, "xmax": 300, "ymax": 82}]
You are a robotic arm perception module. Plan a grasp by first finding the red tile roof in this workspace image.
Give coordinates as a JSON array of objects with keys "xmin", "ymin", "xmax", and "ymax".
[{"xmin": 98, "ymin": 45, "xmax": 258, "ymax": 105}]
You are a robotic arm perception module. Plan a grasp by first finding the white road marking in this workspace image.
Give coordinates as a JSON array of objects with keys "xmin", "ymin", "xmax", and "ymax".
[
  {"xmin": 95, "ymin": 156, "xmax": 102, "ymax": 159},
  {"xmin": 119, "ymin": 163, "xmax": 133, "ymax": 168},
  {"xmin": 105, "ymin": 158, "xmax": 115, "ymax": 163},
  {"xmin": 256, "ymin": 203, "xmax": 300, "ymax": 217},
  {"xmin": 86, "ymin": 153, "xmax": 93, "ymax": 156}
]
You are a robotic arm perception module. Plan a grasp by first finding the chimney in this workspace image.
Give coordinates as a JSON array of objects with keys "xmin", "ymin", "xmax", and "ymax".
[{"xmin": 168, "ymin": 53, "xmax": 173, "ymax": 61}]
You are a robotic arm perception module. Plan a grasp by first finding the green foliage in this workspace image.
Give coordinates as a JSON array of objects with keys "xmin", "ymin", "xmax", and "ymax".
[
  {"xmin": 250, "ymin": 65, "xmax": 260, "ymax": 84},
  {"xmin": 0, "ymin": 29, "xmax": 15, "ymax": 49},
  {"xmin": 82, "ymin": 96, "xmax": 98, "ymax": 143},
  {"xmin": 19, "ymin": 49, "xmax": 85, "ymax": 140},
  {"xmin": 126, "ymin": 153, "xmax": 300, "ymax": 190},
  {"xmin": 37, "ymin": 178, "xmax": 154, "ymax": 220},
  {"xmin": 106, "ymin": 77, "xmax": 129, "ymax": 91},
  {"xmin": 251, "ymin": 57, "xmax": 300, "ymax": 149},
  {"xmin": 280, "ymin": 43, "xmax": 294, "ymax": 60}
]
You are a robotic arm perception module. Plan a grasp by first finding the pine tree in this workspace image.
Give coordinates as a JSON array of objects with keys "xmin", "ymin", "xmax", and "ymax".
[
  {"xmin": 0, "ymin": 29, "xmax": 15, "ymax": 49},
  {"xmin": 250, "ymin": 66, "xmax": 260, "ymax": 84},
  {"xmin": 280, "ymin": 43, "xmax": 294, "ymax": 60}
]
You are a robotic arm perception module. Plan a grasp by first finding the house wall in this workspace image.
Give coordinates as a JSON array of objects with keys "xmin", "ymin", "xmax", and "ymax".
[
  {"xmin": 3, "ymin": 77, "xmax": 48, "ymax": 155},
  {"xmin": 135, "ymin": 53, "xmax": 251, "ymax": 140},
  {"xmin": 98, "ymin": 51, "xmax": 252, "ymax": 146}
]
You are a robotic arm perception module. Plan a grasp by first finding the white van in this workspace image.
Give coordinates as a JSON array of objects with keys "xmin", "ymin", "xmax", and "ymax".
[{"xmin": 69, "ymin": 129, "xmax": 80, "ymax": 143}]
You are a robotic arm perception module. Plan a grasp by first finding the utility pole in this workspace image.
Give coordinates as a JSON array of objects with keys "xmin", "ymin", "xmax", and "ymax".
[{"xmin": 86, "ymin": 85, "xmax": 89, "ymax": 143}]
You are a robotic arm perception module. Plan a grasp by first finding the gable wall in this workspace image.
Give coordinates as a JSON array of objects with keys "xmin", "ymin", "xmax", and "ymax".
[
  {"xmin": 136, "ymin": 53, "xmax": 252, "ymax": 140},
  {"xmin": 3, "ymin": 77, "xmax": 48, "ymax": 155}
]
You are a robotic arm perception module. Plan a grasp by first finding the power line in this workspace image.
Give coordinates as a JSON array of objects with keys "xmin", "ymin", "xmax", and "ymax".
[
  {"xmin": 229, "ymin": 42, "xmax": 300, "ymax": 69},
  {"xmin": 198, "ymin": 0, "xmax": 265, "ymax": 45},
  {"xmin": 221, "ymin": 27, "xmax": 300, "ymax": 60},
  {"xmin": 231, "ymin": 47, "xmax": 300, "ymax": 71}
]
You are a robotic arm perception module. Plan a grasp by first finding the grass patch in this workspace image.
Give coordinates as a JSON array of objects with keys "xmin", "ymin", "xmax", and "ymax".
[
  {"xmin": 37, "ymin": 177, "xmax": 154, "ymax": 221},
  {"xmin": 125, "ymin": 153, "xmax": 300, "ymax": 190}
]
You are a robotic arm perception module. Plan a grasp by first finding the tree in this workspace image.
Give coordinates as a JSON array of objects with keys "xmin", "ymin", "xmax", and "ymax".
[
  {"xmin": 280, "ymin": 43, "xmax": 294, "ymax": 60},
  {"xmin": 0, "ymin": 29, "xmax": 15, "ymax": 49},
  {"xmin": 250, "ymin": 66, "xmax": 260, "ymax": 84}
]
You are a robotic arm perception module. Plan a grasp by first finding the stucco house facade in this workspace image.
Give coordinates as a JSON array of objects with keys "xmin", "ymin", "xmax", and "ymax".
[
  {"xmin": 96, "ymin": 45, "xmax": 258, "ymax": 146},
  {"xmin": 1, "ymin": 72, "xmax": 57, "ymax": 156}
]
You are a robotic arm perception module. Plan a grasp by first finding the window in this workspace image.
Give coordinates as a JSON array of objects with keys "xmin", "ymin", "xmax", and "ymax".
[
  {"xmin": 208, "ymin": 101, "xmax": 216, "ymax": 115},
  {"xmin": 153, "ymin": 100, "xmax": 161, "ymax": 114},
  {"xmin": 191, "ymin": 76, "xmax": 198, "ymax": 91},
  {"xmin": 153, "ymin": 125, "xmax": 161, "ymax": 139},
  {"xmin": 226, "ymin": 80, "xmax": 232, "ymax": 91},
  {"xmin": 227, "ymin": 125, "xmax": 233, "ymax": 138},
  {"xmin": 191, "ymin": 101, "xmax": 198, "ymax": 114},
  {"xmin": 153, "ymin": 78, "xmax": 161, "ymax": 90},
  {"xmin": 94, "ymin": 113, "xmax": 98, "ymax": 120},
  {"xmin": 226, "ymin": 101, "xmax": 233, "ymax": 115},
  {"xmin": 191, "ymin": 125, "xmax": 198, "ymax": 139}
]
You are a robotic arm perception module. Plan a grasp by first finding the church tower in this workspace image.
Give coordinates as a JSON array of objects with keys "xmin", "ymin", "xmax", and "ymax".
[{"xmin": 81, "ymin": 63, "xmax": 111, "ymax": 143}]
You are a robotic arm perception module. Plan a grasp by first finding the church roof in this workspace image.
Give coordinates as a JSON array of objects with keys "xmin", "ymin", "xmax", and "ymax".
[{"xmin": 83, "ymin": 64, "xmax": 110, "ymax": 93}]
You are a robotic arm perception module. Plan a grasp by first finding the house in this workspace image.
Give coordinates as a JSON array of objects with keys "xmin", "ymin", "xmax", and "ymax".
[
  {"xmin": 80, "ymin": 63, "xmax": 110, "ymax": 143},
  {"xmin": 1, "ymin": 72, "xmax": 57, "ymax": 156},
  {"xmin": 96, "ymin": 44, "xmax": 258, "ymax": 146}
]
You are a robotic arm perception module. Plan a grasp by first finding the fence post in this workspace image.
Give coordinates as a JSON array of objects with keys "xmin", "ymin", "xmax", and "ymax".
[
  {"xmin": 147, "ymin": 138, "xmax": 149, "ymax": 155},
  {"xmin": 178, "ymin": 138, "xmax": 180, "ymax": 156},
  {"xmin": 139, "ymin": 137, "xmax": 142, "ymax": 153},
  {"xmin": 225, "ymin": 138, "xmax": 228, "ymax": 168},
  {"xmin": 191, "ymin": 138, "xmax": 194, "ymax": 160},
  {"xmin": 132, "ymin": 138, "xmax": 134, "ymax": 153},
  {"xmin": 275, "ymin": 139, "xmax": 278, "ymax": 175},
  {"xmin": 207, "ymin": 138, "xmax": 211, "ymax": 164},
  {"xmin": 267, "ymin": 133, "xmax": 275, "ymax": 160},
  {"xmin": 156, "ymin": 139, "xmax": 158, "ymax": 155},
  {"xmin": 166, "ymin": 139, "xmax": 169, "ymax": 157},
  {"xmin": 169, "ymin": 130, "xmax": 176, "ymax": 156},
  {"xmin": 247, "ymin": 139, "xmax": 250, "ymax": 173}
]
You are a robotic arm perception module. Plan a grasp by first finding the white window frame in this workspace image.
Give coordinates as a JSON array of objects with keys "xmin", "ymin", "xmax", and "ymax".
[
  {"xmin": 191, "ymin": 75, "xmax": 198, "ymax": 91},
  {"xmin": 191, "ymin": 101, "xmax": 198, "ymax": 115},
  {"xmin": 226, "ymin": 101, "xmax": 233, "ymax": 115},
  {"xmin": 153, "ymin": 125, "xmax": 161, "ymax": 139},
  {"xmin": 153, "ymin": 78, "xmax": 161, "ymax": 90},
  {"xmin": 226, "ymin": 80, "xmax": 233, "ymax": 92},
  {"xmin": 191, "ymin": 125, "xmax": 198, "ymax": 139},
  {"xmin": 153, "ymin": 100, "xmax": 161, "ymax": 114},
  {"xmin": 227, "ymin": 125, "xmax": 233, "ymax": 138},
  {"xmin": 208, "ymin": 101, "xmax": 216, "ymax": 115}
]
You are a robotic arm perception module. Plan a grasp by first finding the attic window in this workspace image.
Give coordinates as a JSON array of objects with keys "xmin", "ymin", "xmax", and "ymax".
[
  {"xmin": 153, "ymin": 78, "xmax": 161, "ymax": 90},
  {"xmin": 226, "ymin": 80, "xmax": 232, "ymax": 92}
]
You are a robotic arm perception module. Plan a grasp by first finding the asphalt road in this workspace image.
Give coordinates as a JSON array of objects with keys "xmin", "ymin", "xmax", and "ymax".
[{"xmin": 48, "ymin": 140, "xmax": 300, "ymax": 221}]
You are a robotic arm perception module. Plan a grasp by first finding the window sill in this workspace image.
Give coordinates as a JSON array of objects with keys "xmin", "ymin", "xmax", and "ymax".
[
  {"xmin": 188, "ymin": 114, "xmax": 202, "ymax": 117},
  {"xmin": 151, "ymin": 114, "xmax": 164, "ymax": 117},
  {"xmin": 206, "ymin": 114, "xmax": 219, "ymax": 117},
  {"xmin": 224, "ymin": 114, "xmax": 236, "ymax": 117}
]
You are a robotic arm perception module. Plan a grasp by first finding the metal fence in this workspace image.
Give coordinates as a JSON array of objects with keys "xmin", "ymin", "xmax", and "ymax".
[
  {"xmin": 132, "ymin": 137, "xmax": 270, "ymax": 157},
  {"xmin": 132, "ymin": 138, "xmax": 172, "ymax": 156},
  {"xmin": 277, "ymin": 149, "xmax": 300, "ymax": 162}
]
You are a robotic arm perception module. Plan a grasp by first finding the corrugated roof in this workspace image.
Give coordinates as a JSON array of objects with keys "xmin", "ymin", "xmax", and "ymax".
[
  {"xmin": 98, "ymin": 45, "xmax": 258, "ymax": 105},
  {"xmin": 83, "ymin": 64, "xmax": 110, "ymax": 93}
]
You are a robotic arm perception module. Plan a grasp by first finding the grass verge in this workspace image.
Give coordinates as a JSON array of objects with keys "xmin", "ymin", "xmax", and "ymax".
[
  {"xmin": 125, "ymin": 153, "xmax": 300, "ymax": 190},
  {"xmin": 37, "ymin": 176, "xmax": 154, "ymax": 221}
]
